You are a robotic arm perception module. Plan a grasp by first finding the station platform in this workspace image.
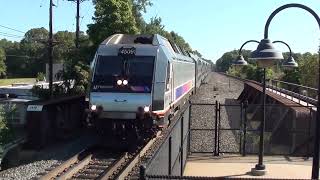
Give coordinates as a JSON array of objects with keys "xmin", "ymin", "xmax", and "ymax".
[{"xmin": 184, "ymin": 154, "xmax": 312, "ymax": 179}]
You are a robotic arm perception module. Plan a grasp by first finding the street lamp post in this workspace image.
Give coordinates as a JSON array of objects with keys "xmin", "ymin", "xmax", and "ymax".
[
  {"xmin": 233, "ymin": 40, "xmax": 297, "ymax": 175},
  {"xmin": 233, "ymin": 40, "xmax": 270, "ymax": 175},
  {"xmin": 251, "ymin": 3, "xmax": 320, "ymax": 179}
]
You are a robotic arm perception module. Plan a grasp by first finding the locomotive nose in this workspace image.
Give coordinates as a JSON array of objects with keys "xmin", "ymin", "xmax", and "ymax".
[{"xmin": 90, "ymin": 92, "xmax": 152, "ymax": 119}]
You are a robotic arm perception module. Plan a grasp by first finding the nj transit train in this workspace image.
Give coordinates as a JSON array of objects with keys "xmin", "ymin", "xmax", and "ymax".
[{"xmin": 88, "ymin": 34, "xmax": 211, "ymax": 143}]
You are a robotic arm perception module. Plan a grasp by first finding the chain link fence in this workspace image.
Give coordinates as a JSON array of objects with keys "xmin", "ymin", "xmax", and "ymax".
[{"xmin": 140, "ymin": 101, "xmax": 314, "ymax": 179}]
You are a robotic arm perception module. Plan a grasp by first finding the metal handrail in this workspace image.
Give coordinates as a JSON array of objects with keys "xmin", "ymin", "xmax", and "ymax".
[
  {"xmin": 220, "ymin": 72, "xmax": 318, "ymax": 106},
  {"xmin": 267, "ymin": 81, "xmax": 318, "ymax": 106},
  {"xmin": 269, "ymin": 79, "xmax": 318, "ymax": 92}
]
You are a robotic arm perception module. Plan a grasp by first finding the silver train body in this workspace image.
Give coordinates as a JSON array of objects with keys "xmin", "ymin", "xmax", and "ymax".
[{"xmin": 89, "ymin": 34, "xmax": 210, "ymax": 141}]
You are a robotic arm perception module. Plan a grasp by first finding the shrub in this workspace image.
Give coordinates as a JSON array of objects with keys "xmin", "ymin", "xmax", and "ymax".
[
  {"xmin": 36, "ymin": 72, "xmax": 46, "ymax": 82},
  {"xmin": 0, "ymin": 104, "xmax": 16, "ymax": 146}
]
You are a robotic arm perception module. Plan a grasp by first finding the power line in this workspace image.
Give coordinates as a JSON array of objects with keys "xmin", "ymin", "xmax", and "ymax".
[
  {"xmin": 0, "ymin": 25, "xmax": 25, "ymax": 34},
  {"xmin": 0, "ymin": 32, "xmax": 24, "ymax": 38},
  {"xmin": 0, "ymin": 35, "xmax": 21, "ymax": 39},
  {"xmin": 0, "ymin": 32, "xmax": 23, "ymax": 37},
  {"xmin": 0, "ymin": 35, "xmax": 23, "ymax": 39}
]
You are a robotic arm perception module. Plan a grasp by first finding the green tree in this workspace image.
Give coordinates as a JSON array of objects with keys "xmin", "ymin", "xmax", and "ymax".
[
  {"xmin": 21, "ymin": 27, "xmax": 48, "ymax": 43},
  {"xmin": 143, "ymin": 17, "xmax": 165, "ymax": 35},
  {"xmin": 53, "ymin": 31, "xmax": 76, "ymax": 63},
  {"xmin": 220, "ymin": 49, "xmax": 276, "ymax": 81},
  {"xmin": 77, "ymin": 33, "xmax": 95, "ymax": 64},
  {"xmin": 56, "ymin": 48, "xmax": 90, "ymax": 95},
  {"xmin": 253, "ymin": 67, "xmax": 274, "ymax": 82},
  {"xmin": 298, "ymin": 52, "xmax": 318, "ymax": 88},
  {"xmin": 131, "ymin": 0, "xmax": 152, "ymax": 32},
  {"xmin": 228, "ymin": 63, "xmax": 274, "ymax": 82},
  {"xmin": 143, "ymin": 17, "xmax": 192, "ymax": 52},
  {"xmin": 165, "ymin": 31, "xmax": 191, "ymax": 52},
  {"xmin": 87, "ymin": 0, "xmax": 139, "ymax": 46},
  {"xmin": 3, "ymin": 43, "xmax": 22, "ymax": 77},
  {"xmin": 18, "ymin": 28, "xmax": 48, "ymax": 77},
  {"xmin": 192, "ymin": 50, "xmax": 202, "ymax": 57},
  {"xmin": 132, "ymin": 0, "xmax": 151, "ymax": 13},
  {"xmin": 3, "ymin": 28, "xmax": 90, "ymax": 78},
  {"xmin": 0, "ymin": 39, "xmax": 16, "ymax": 50},
  {"xmin": 31, "ymin": 33, "xmax": 91, "ymax": 99},
  {"xmin": 216, "ymin": 50, "xmax": 238, "ymax": 72}
]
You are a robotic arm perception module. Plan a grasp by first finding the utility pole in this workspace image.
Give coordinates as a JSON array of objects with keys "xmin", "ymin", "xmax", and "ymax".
[
  {"xmin": 76, "ymin": 0, "xmax": 80, "ymax": 48},
  {"xmin": 68, "ymin": 0, "xmax": 85, "ymax": 48},
  {"xmin": 48, "ymin": 0, "xmax": 54, "ymax": 98}
]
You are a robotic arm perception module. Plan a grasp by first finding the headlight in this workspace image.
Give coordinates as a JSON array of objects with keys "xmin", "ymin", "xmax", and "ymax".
[
  {"xmin": 123, "ymin": 79, "xmax": 128, "ymax": 85},
  {"xmin": 91, "ymin": 105, "xmax": 97, "ymax": 111},
  {"xmin": 117, "ymin": 79, "xmax": 122, "ymax": 86},
  {"xmin": 144, "ymin": 106, "xmax": 150, "ymax": 112}
]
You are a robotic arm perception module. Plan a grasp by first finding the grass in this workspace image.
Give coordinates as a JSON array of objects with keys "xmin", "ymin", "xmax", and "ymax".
[{"xmin": 0, "ymin": 78, "xmax": 36, "ymax": 86}]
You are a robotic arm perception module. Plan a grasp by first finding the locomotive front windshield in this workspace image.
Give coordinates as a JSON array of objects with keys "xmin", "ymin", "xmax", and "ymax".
[{"xmin": 92, "ymin": 56, "xmax": 154, "ymax": 93}]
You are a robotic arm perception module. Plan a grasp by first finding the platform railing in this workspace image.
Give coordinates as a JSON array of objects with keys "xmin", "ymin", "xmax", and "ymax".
[
  {"xmin": 220, "ymin": 72, "xmax": 318, "ymax": 106},
  {"xmin": 140, "ymin": 101, "xmax": 190, "ymax": 178},
  {"xmin": 140, "ymin": 101, "xmax": 315, "ymax": 179},
  {"xmin": 267, "ymin": 79, "xmax": 317, "ymax": 106},
  {"xmin": 189, "ymin": 100, "xmax": 314, "ymax": 156}
]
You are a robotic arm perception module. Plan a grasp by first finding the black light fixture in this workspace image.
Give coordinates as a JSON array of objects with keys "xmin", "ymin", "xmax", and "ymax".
[
  {"xmin": 232, "ymin": 40, "xmax": 260, "ymax": 67},
  {"xmin": 250, "ymin": 39, "xmax": 284, "ymax": 68},
  {"xmin": 282, "ymin": 56, "xmax": 298, "ymax": 69},
  {"xmin": 233, "ymin": 55, "xmax": 248, "ymax": 66},
  {"xmin": 272, "ymin": 40, "xmax": 298, "ymax": 70}
]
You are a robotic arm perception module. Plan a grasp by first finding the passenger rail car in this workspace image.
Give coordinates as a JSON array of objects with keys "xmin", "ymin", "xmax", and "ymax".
[{"xmin": 88, "ymin": 34, "xmax": 210, "ymax": 143}]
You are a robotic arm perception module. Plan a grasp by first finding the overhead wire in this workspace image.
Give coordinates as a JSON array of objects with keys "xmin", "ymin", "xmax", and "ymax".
[
  {"xmin": 0, "ymin": 35, "xmax": 23, "ymax": 39},
  {"xmin": 0, "ymin": 32, "xmax": 24, "ymax": 38},
  {"xmin": 0, "ymin": 31, "xmax": 49, "ymax": 42},
  {"xmin": 0, "ymin": 25, "xmax": 25, "ymax": 34},
  {"xmin": 0, "ymin": 35, "xmax": 21, "ymax": 39}
]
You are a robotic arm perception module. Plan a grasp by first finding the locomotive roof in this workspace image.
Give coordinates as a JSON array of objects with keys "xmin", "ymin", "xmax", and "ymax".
[
  {"xmin": 101, "ymin": 34, "xmax": 155, "ymax": 45},
  {"xmin": 100, "ymin": 34, "xmax": 196, "ymax": 63}
]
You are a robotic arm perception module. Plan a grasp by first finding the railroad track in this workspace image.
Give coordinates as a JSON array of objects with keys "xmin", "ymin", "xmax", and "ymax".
[
  {"xmin": 38, "ymin": 132, "xmax": 160, "ymax": 180},
  {"xmin": 71, "ymin": 152, "xmax": 124, "ymax": 179},
  {"xmin": 38, "ymin": 147, "xmax": 127, "ymax": 180}
]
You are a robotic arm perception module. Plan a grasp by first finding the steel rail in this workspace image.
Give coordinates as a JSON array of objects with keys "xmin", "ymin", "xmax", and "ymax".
[
  {"xmin": 114, "ymin": 131, "xmax": 161, "ymax": 180},
  {"xmin": 40, "ymin": 147, "xmax": 126, "ymax": 180},
  {"xmin": 39, "ymin": 148, "xmax": 90, "ymax": 180}
]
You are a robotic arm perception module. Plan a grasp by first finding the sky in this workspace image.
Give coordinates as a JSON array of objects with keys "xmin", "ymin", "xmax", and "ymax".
[{"xmin": 0, "ymin": 0, "xmax": 320, "ymax": 62}]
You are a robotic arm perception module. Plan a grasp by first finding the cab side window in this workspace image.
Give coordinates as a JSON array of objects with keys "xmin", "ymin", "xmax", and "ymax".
[{"xmin": 166, "ymin": 62, "xmax": 171, "ymax": 91}]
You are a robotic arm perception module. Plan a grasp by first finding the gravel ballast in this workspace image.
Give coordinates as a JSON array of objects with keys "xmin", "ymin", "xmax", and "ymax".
[
  {"xmin": 190, "ymin": 72, "xmax": 244, "ymax": 153},
  {"xmin": 0, "ymin": 133, "xmax": 97, "ymax": 180},
  {"xmin": 0, "ymin": 160, "xmax": 60, "ymax": 180}
]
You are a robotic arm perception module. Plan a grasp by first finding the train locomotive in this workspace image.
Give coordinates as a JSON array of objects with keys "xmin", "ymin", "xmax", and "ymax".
[{"xmin": 88, "ymin": 34, "xmax": 210, "ymax": 145}]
